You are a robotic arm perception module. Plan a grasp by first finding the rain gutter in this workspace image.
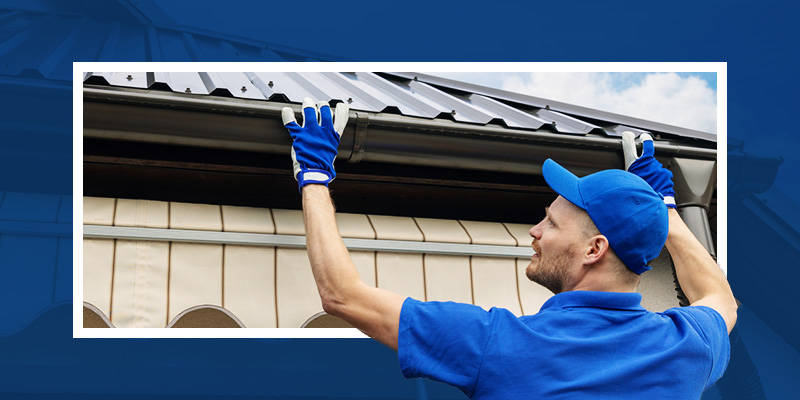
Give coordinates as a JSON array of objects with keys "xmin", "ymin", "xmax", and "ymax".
[{"xmin": 83, "ymin": 86, "xmax": 716, "ymax": 177}]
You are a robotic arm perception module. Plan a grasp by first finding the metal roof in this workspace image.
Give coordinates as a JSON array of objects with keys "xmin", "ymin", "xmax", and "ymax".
[
  {"xmin": 83, "ymin": 72, "xmax": 715, "ymax": 143},
  {"xmin": 0, "ymin": 3, "xmax": 346, "ymax": 82}
]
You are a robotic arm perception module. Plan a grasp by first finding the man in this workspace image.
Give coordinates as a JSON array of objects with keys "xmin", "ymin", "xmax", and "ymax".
[{"xmin": 282, "ymin": 97, "xmax": 736, "ymax": 399}]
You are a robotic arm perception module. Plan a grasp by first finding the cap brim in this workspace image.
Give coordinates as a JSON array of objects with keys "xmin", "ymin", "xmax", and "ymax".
[{"xmin": 543, "ymin": 159, "xmax": 586, "ymax": 210}]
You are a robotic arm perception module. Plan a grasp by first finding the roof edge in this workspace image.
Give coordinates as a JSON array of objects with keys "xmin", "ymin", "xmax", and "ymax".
[{"xmin": 383, "ymin": 72, "xmax": 717, "ymax": 142}]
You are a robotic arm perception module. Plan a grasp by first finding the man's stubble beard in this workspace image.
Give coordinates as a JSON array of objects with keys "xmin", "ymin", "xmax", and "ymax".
[{"xmin": 526, "ymin": 246, "xmax": 574, "ymax": 295}]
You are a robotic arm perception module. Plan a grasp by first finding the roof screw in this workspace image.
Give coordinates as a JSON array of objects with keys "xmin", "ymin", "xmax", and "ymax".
[
  {"xmin": 414, "ymin": 76, "xmax": 419, "ymax": 81},
  {"xmin": 347, "ymin": 97, "xmax": 353, "ymax": 103},
  {"xmin": 126, "ymin": 74, "xmax": 133, "ymax": 81},
  {"xmin": 552, "ymin": 121, "xmax": 557, "ymax": 126},
  {"xmin": 268, "ymin": 80, "xmax": 274, "ymax": 88},
  {"xmin": 545, "ymin": 105, "xmax": 550, "ymax": 110},
  {"xmin": 451, "ymin": 109, "xmax": 457, "ymax": 115},
  {"xmin": 185, "ymin": 88, "xmax": 191, "ymax": 93},
  {"xmin": 241, "ymin": 86, "xmax": 247, "ymax": 92}
]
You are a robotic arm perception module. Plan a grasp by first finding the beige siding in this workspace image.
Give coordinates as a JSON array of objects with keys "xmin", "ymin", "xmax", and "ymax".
[
  {"xmin": 90, "ymin": 198, "xmax": 663, "ymax": 328},
  {"xmin": 224, "ymin": 245, "xmax": 276, "ymax": 328},
  {"xmin": 222, "ymin": 206, "xmax": 274, "ymax": 234},
  {"xmin": 272, "ymin": 209, "xmax": 305, "ymax": 235},
  {"xmin": 115, "ymin": 199, "xmax": 169, "ymax": 228},
  {"xmin": 503, "ymin": 223, "xmax": 533, "ymax": 247},
  {"xmin": 170, "ymin": 202, "xmax": 222, "ymax": 231},
  {"xmin": 472, "ymin": 257, "xmax": 522, "ymax": 315},
  {"xmin": 368, "ymin": 215, "xmax": 423, "ymax": 241},
  {"xmin": 414, "ymin": 217, "xmax": 471, "ymax": 244},
  {"xmin": 83, "ymin": 239, "xmax": 115, "ymax": 317},
  {"xmin": 459, "ymin": 220, "xmax": 517, "ymax": 246},
  {"xmin": 336, "ymin": 213, "xmax": 376, "ymax": 239},
  {"xmin": 168, "ymin": 243, "xmax": 223, "ymax": 322},
  {"xmin": 111, "ymin": 240, "xmax": 169, "ymax": 327},
  {"xmin": 376, "ymin": 253, "xmax": 425, "ymax": 301},
  {"xmin": 424, "ymin": 254, "xmax": 472, "ymax": 303},
  {"xmin": 83, "ymin": 197, "xmax": 115, "ymax": 226},
  {"xmin": 351, "ymin": 251, "xmax": 377, "ymax": 287},
  {"xmin": 276, "ymin": 248, "xmax": 321, "ymax": 328}
]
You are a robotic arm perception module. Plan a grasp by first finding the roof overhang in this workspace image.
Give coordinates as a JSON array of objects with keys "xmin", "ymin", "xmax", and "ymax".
[{"xmin": 83, "ymin": 85, "xmax": 716, "ymax": 178}]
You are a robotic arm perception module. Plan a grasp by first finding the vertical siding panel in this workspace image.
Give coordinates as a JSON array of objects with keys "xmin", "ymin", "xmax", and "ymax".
[
  {"xmin": 275, "ymin": 248, "xmax": 321, "ymax": 328},
  {"xmin": 414, "ymin": 217, "xmax": 472, "ymax": 304},
  {"xmin": 414, "ymin": 218, "xmax": 471, "ymax": 244},
  {"xmin": 503, "ymin": 223, "xmax": 533, "ymax": 247},
  {"xmin": 459, "ymin": 220, "xmax": 517, "ymax": 246},
  {"xmin": 221, "ymin": 205, "xmax": 275, "ymax": 327},
  {"xmin": 83, "ymin": 197, "xmax": 115, "ymax": 225},
  {"xmin": 335, "ymin": 213, "xmax": 376, "ymax": 239},
  {"xmin": 272, "ymin": 208, "xmax": 316, "ymax": 328},
  {"xmin": 367, "ymin": 215, "xmax": 424, "ymax": 241},
  {"xmin": 423, "ymin": 254, "xmax": 472, "ymax": 303},
  {"xmin": 169, "ymin": 202, "xmax": 222, "ymax": 231},
  {"xmin": 114, "ymin": 199, "xmax": 168, "ymax": 228},
  {"xmin": 350, "ymin": 251, "xmax": 377, "ymax": 287},
  {"xmin": 271, "ymin": 209, "xmax": 304, "ymax": 235},
  {"xmin": 224, "ymin": 245, "xmax": 276, "ymax": 328},
  {"xmin": 111, "ymin": 240, "xmax": 169, "ymax": 327},
  {"xmin": 83, "ymin": 239, "xmax": 114, "ymax": 316},
  {"xmin": 168, "ymin": 243, "xmax": 223, "ymax": 323},
  {"xmin": 221, "ymin": 206, "xmax": 274, "ymax": 234},
  {"xmin": 471, "ymin": 257, "xmax": 522, "ymax": 315},
  {"xmin": 376, "ymin": 253, "xmax": 425, "ymax": 301},
  {"xmin": 368, "ymin": 215, "xmax": 425, "ymax": 301}
]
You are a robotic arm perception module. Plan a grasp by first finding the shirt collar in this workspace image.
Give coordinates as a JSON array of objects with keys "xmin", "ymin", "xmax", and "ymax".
[{"xmin": 540, "ymin": 290, "xmax": 646, "ymax": 312}]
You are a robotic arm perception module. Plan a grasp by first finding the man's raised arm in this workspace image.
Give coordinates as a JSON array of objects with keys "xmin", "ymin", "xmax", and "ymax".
[
  {"xmin": 626, "ymin": 134, "xmax": 737, "ymax": 333},
  {"xmin": 664, "ymin": 208, "xmax": 737, "ymax": 332},
  {"xmin": 284, "ymin": 98, "xmax": 405, "ymax": 349}
]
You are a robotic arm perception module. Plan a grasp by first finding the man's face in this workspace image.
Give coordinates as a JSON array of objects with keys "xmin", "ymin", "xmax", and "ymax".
[{"xmin": 526, "ymin": 196, "xmax": 588, "ymax": 294}]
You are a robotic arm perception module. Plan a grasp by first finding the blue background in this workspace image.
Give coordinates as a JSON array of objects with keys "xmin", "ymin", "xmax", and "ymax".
[{"xmin": 1, "ymin": 0, "xmax": 797, "ymax": 398}]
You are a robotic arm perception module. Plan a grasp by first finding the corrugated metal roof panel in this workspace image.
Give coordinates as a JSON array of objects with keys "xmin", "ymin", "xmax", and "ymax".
[
  {"xmin": 387, "ymin": 72, "xmax": 715, "ymax": 142},
  {"xmin": 83, "ymin": 71, "xmax": 714, "ymax": 144},
  {"xmin": 352, "ymin": 72, "xmax": 441, "ymax": 117},
  {"xmin": 407, "ymin": 80, "xmax": 494, "ymax": 124},
  {"xmin": 159, "ymin": 72, "xmax": 209, "ymax": 95},
  {"xmin": 208, "ymin": 72, "xmax": 265, "ymax": 100},
  {"xmin": 466, "ymin": 95, "xmax": 549, "ymax": 129},
  {"xmin": 533, "ymin": 108, "xmax": 601, "ymax": 135}
]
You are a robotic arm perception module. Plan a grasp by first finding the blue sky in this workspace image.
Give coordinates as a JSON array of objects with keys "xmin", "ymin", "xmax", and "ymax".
[{"xmin": 430, "ymin": 72, "xmax": 718, "ymax": 134}]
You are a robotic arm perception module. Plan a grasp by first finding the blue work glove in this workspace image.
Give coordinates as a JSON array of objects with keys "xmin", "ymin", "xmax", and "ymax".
[
  {"xmin": 623, "ymin": 132, "xmax": 677, "ymax": 208},
  {"xmin": 282, "ymin": 97, "xmax": 349, "ymax": 191}
]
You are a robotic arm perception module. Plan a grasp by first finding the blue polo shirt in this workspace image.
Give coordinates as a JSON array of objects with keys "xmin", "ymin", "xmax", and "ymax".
[{"xmin": 398, "ymin": 291, "xmax": 729, "ymax": 399}]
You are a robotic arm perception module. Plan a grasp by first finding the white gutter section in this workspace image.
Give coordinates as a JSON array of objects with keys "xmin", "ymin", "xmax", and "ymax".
[{"xmin": 83, "ymin": 225, "xmax": 534, "ymax": 259}]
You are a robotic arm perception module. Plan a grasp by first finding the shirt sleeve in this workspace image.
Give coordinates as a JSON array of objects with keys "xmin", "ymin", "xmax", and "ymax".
[
  {"xmin": 674, "ymin": 306, "xmax": 731, "ymax": 388},
  {"xmin": 398, "ymin": 298, "xmax": 495, "ymax": 394}
]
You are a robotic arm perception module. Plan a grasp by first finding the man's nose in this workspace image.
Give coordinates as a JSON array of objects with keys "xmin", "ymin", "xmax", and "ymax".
[{"xmin": 529, "ymin": 223, "xmax": 542, "ymax": 240}]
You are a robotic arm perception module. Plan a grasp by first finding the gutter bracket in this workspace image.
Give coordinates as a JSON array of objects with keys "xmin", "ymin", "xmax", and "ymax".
[{"xmin": 348, "ymin": 112, "xmax": 369, "ymax": 163}]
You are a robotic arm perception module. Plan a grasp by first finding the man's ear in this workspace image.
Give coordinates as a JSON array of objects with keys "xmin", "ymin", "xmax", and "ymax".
[{"xmin": 584, "ymin": 235, "xmax": 610, "ymax": 265}]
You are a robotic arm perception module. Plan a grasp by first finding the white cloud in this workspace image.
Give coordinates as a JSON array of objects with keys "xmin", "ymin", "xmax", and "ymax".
[{"xmin": 500, "ymin": 72, "xmax": 717, "ymax": 133}]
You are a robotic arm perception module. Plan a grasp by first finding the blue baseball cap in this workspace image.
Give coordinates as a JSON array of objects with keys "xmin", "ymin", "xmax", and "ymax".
[{"xmin": 542, "ymin": 159, "xmax": 668, "ymax": 274}]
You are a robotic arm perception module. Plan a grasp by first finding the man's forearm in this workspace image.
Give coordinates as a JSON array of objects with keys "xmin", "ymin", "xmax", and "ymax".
[
  {"xmin": 666, "ymin": 209, "xmax": 737, "ymax": 330},
  {"xmin": 286, "ymin": 98, "xmax": 404, "ymax": 348},
  {"xmin": 301, "ymin": 184, "xmax": 363, "ymax": 311}
]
